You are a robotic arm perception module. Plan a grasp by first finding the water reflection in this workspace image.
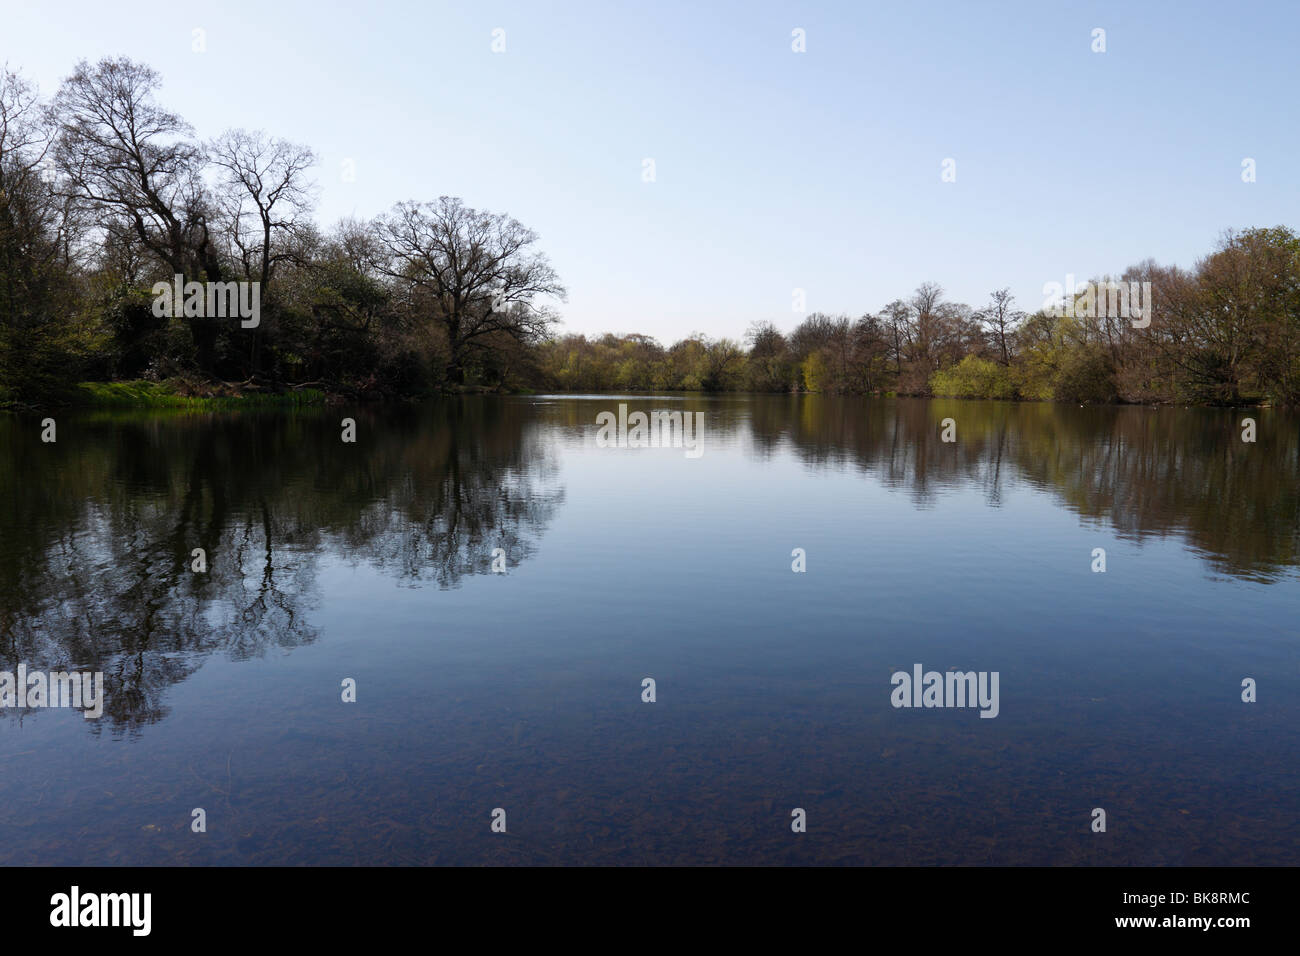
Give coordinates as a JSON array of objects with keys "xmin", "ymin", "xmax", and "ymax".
[
  {"xmin": 740, "ymin": 396, "xmax": 1299, "ymax": 580},
  {"xmin": 0, "ymin": 395, "xmax": 1295, "ymax": 734},
  {"xmin": 0, "ymin": 400, "xmax": 563, "ymax": 732}
]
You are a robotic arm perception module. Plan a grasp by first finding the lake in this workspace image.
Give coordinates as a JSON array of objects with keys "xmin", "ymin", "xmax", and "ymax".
[{"xmin": 1, "ymin": 395, "xmax": 1296, "ymax": 865}]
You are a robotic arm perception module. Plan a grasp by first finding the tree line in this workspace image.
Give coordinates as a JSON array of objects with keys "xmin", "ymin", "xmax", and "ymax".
[
  {"xmin": 0, "ymin": 57, "xmax": 564, "ymax": 406},
  {"xmin": 2, "ymin": 58, "xmax": 1296, "ymax": 407},
  {"xmin": 541, "ymin": 232, "xmax": 1299, "ymax": 406}
]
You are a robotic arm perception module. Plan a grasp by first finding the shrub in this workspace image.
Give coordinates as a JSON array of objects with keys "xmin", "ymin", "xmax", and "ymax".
[
  {"xmin": 1053, "ymin": 345, "xmax": 1118, "ymax": 404},
  {"xmin": 929, "ymin": 355, "xmax": 1017, "ymax": 399}
]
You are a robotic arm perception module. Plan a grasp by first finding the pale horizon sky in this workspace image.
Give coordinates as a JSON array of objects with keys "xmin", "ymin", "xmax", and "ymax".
[{"xmin": 6, "ymin": 0, "xmax": 1298, "ymax": 343}]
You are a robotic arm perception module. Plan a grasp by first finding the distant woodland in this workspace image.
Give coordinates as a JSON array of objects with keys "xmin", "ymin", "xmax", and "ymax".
[{"xmin": 2, "ymin": 58, "xmax": 1297, "ymax": 407}]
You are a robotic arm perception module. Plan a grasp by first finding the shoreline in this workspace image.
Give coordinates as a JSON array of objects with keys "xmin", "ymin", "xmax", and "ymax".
[{"xmin": 2, "ymin": 381, "xmax": 1281, "ymax": 412}]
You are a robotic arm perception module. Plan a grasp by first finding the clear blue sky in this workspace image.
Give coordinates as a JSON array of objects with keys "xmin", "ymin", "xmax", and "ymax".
[{"xmin": 7, "ymin": 0, "xmax": 1298, "ymax": 342}]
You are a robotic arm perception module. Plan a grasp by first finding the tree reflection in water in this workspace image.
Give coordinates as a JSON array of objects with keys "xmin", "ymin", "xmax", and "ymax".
[{"xmin": 0, "ymin": 399, "xmax": 563, "ymax": 731}]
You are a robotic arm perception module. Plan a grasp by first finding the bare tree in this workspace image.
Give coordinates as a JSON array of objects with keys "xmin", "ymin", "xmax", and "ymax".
[
  {"xmin": 208, "ymin": 129, "xmax": 316, "ymax": 288},
  {"xmin": 744, "ymin": 320, "xmax": 791, "ymax": 391},
  {"xmin": 880, "ymin": 299, "xmax": 911, "ymax": 374},
  {"xmin": 937, "ymin": 301, "xmax": 982, "ymax": 365},
  {"xmin": 851, "ymin": 313, "xmax": 892, "ymax": 392},
  {"xmin": 372, "ymin": 197, "xmax": 565, "ymax": 385},
  {"xmin": 51, "ymin": 58, "xmax": 241, "ymax": 375},
  {"xmin": 0, "ymin": 65, "xmax": 61, "ymax": 328},
  {"xmin": 978, "ymin": 288, "xmax": 1023, "ymax": 366},
  {"xmin": 208, "ymin": 129, "xmax": 317, "ymax": 378},
  {"xmin": 700, "ymin": 336, "xmax": 745, "ymax": 391},
  {"xmin": 53, "ymin": 57, "xmax": 216, "ymax": 280},
  {"xmin": 908, "ymin": 282, "xmax": 945, "ymax": 374}
]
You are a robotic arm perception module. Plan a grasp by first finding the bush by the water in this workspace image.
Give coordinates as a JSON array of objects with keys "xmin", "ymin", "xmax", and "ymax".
[
  {"xmin": 929, "ymin": 356, "xmax": 1018, "ymax": 399},
  {"xmin": 1053, "ymin": 346, "xmax": 1119, "ymax": 405}
]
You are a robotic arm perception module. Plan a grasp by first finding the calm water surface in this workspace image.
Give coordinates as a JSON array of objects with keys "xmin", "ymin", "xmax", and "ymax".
[{"xmin": 1, "ymin": 396, "xmax": 1297, "ymax": 865}]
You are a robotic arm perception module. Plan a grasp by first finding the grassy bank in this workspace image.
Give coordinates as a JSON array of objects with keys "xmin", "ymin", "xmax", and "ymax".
[{"xmin": 73, "ymin": 380, "xmax": 327, "ymax": 409}]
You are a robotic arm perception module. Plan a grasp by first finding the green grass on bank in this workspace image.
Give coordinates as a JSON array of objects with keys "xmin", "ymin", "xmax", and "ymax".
[{"xmin": 74, "ymin": 380, "xmax": 327, "ymax": 408}]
